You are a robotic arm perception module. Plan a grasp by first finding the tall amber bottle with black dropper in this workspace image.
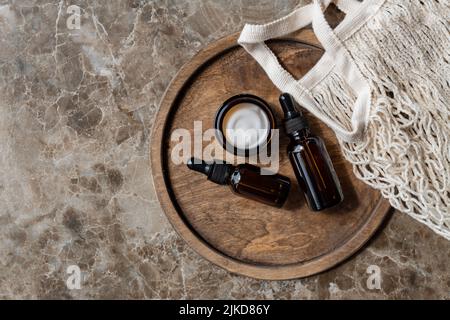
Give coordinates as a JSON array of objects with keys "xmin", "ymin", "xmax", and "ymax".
[
  {"xmin": 280, "ymin": 93, "xmax": 343, "ymax": 211},
  {"xmin": 187, "ymin": 158, "xmax": 291, "ymax": 208}
]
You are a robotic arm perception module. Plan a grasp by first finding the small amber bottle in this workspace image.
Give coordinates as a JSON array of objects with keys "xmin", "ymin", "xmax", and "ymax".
[
  {"xmin": 187, "ymin": 158, "xmax": 291, "ymax": 207},
  {"xmin": 280, "ymin": 93, "xmax": 344, "ymax": 211}
]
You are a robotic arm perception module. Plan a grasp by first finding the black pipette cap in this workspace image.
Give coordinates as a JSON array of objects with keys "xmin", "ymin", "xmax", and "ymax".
[
  {"xmin": 279, "ymin": 93, "xmax": 309, "ymax": 135},
  {"xmin": 187, "ymin": 158, "xmax": 232, "ymax": 185}
]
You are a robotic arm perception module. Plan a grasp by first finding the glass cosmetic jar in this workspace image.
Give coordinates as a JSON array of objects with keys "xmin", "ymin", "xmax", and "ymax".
[{"xmin": 214, "ymin": 94, "xmax": 276, "ymax": 156}]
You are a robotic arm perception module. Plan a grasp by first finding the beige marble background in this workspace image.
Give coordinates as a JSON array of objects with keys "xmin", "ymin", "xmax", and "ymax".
[{"xmin": 0, "ymin": 0, "xmax": 449, "ymax": 299}]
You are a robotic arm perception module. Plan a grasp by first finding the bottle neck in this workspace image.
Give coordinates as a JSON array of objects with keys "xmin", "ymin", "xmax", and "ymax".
[{"xmin": 289, "ymin": 128, "xmax": 311, "ymax": 141}]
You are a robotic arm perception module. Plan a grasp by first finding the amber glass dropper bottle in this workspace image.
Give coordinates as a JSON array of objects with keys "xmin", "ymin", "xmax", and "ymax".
[
  {"xmin": 279, "ymin": 93, "xmax": 344, "ymax": 211},
  {"xmin": 187, "ymin": 158, "xmax": 291, "ymax": 208}
]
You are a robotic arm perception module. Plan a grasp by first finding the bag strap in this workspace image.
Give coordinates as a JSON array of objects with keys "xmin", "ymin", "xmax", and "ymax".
[{"xmin": 238, "ymin": 0, "xmax": 372, "ymax": 143}]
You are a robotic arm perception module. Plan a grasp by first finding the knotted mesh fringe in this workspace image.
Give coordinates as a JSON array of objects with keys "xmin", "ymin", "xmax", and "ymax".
[{"xmin": 312, "ymin": 0, "xmax": 450, "ymax": 239}]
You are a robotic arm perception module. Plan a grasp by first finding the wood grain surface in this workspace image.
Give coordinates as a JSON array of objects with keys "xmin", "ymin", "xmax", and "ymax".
[{"xmin": 151, "ymin": 29, "xmax": 391, "ymax": 280}]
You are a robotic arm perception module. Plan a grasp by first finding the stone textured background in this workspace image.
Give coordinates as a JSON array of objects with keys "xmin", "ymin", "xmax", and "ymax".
[{"xmin": 0, "ymin": 0, "xmax": 449, "ymax": 299}]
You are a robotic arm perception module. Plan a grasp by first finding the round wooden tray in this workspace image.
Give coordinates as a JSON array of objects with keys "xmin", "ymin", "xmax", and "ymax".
[{"xmin": 151, "ymin": 30, "xmax": 391, "ymax": 280}]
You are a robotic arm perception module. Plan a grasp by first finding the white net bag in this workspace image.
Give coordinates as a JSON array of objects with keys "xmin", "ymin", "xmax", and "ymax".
[{"xmin": 238, "ymin": 0, "xmax": 450, "ymax": 239}]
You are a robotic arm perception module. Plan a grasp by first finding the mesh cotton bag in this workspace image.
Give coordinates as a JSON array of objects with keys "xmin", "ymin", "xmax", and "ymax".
[{"xmin": 238, "ymin": 0, "xmax": 450, "ymax": 239}]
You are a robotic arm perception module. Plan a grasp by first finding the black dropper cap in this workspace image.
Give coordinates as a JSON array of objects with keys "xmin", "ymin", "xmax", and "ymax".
[
  {"xmin": 187, "ymin": 158, "xmax": 232, "ymax": 185},
  {"xmin": 279, "ymin": 93, "xmax": 309, "ymax": 135}
]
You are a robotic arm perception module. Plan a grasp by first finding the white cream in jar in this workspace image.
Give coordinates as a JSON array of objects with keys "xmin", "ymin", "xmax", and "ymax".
[
  {"xmin": 222, "ymin": 102, "xmax": 270, "ymax": 151},
  {"xmin": 215, "ymin": 94, "xmax": 275, "ymax": 155}
]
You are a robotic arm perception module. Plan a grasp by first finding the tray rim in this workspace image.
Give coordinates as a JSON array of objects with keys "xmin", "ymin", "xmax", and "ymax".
[{"xmin": 150, "ymin": 30, "xmax": 392, "ymax": 280}]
